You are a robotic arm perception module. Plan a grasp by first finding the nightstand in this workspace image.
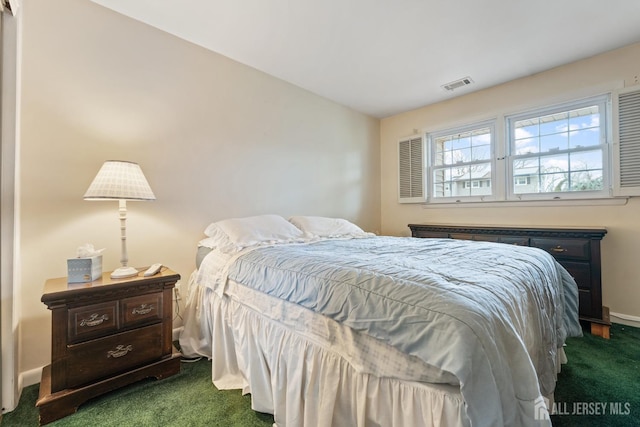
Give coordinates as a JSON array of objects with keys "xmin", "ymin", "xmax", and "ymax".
[{"xmin": 36, "ymin": 267, "xmax": 181, "ymax": 425}]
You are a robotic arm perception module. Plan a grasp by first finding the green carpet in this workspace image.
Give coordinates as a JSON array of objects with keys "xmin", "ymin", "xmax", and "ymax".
[
  {"xmin": 1, "ymin": 358, "xmax": 273, "ymax": 427},
  {"xmin": 550, "ymin": 323, "xmax": 640, "ymax": 426},
  {"xmin": 2, "ymin": 324, "xmax": 638, "ymax": 426}
]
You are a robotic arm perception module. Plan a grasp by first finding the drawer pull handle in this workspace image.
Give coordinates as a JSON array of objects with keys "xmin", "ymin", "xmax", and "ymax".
[
  {"xmin": 107, "ymin": 344, "xmax": 133, "ymax": 358},
  {"xmin": 80, "ymin": 313, "xmax": 108, "ymax": 327},
  {"xmin": 132, "ymin": 304, "xmax": 154, "ymax": 315},
  {"xmin": 551, "ymin": 246, "xmax": 567, "ymax": 253}
]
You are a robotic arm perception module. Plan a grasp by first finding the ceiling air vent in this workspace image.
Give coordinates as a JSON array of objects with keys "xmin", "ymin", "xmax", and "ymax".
[{"xmin": 442, "ymin": 76, "xmax": 474, "ymax": 92}]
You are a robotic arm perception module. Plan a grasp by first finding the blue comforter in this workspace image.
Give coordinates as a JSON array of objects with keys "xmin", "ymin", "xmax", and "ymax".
[{"xmin": 227, "ymin": 236, "xmax": 581, "ymax": 427}]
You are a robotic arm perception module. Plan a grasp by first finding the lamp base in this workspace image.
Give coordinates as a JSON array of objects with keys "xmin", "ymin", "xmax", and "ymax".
[{"xmin": 110, "ymin": 266, "xmax": 139, "ymax": 279}]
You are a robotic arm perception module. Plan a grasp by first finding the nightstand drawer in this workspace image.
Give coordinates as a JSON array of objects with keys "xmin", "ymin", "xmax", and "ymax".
[
  {"xmin": 68, "ymin": 301, "xmax": 118, "ymax": 343},
  {"xmin": 65, "ymin": 323, "xmax": 163, "ymax": 388},
  {"xmin": 531, "ymin": 238, "xmax": 590, "ymax": 260},
  {"xmin": 121, "ymin": 293, "xmax": 163, "ymax": 328}
]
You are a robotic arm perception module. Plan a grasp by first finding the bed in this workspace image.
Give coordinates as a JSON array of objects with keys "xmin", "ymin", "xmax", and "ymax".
[{"xmin": 179, "ymin": 215, "xmax": 582, "ymax": 427}]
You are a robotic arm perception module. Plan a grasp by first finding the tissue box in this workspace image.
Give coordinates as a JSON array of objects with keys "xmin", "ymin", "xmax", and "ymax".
[{"xmin": 67, "ymin": 256, "xmax": 102, "ymax": 283}]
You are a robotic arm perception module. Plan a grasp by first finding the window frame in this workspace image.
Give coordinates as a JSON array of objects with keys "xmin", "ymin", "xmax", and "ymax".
[
  {"xmin": 426, "ymin": 120, "xmax": 497, "ymax": 203},
  {"xmin": 413, "ymin": 90, "xmax": 627, "ymax": 206},
  {"xmin": 505, "ymin": 95, "xmax": 612, "ymax": 201}
]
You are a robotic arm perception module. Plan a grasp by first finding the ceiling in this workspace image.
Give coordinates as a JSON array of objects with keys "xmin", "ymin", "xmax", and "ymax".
[{"xmin": 91, "ymin": 0, "xmax": 640, "ymax": 118}]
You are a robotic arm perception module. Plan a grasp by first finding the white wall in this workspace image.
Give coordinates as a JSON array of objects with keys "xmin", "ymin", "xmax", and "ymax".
[
  {"xmin": 381, "ymin": 42, "xmax": 640, "ymax": 325},
  {"xmin": 18, "ymin": 0, "xmax": 380, "ymax": 378}
]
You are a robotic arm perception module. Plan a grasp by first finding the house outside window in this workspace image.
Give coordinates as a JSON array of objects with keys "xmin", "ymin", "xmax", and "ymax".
[{"xmin": 428, "ymin": 122, "xmax": 495, "ymax": 201}]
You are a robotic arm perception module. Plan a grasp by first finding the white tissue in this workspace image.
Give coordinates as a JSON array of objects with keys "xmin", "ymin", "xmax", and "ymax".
[{"xmin": 76, "ymin": 243, "xmax": 105, "ymax": 258}]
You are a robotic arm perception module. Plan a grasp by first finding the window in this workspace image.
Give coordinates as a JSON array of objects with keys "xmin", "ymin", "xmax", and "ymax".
[
  {"xmin": 401, "ymin": 88, "xmax": 640, "ymax": 205},
  {"xmin": 428, "ymin": 122, "xmax": 495, "ymax": 201},
  {"xmin": 507, "ymin": 95, "xmax": 610, "ymax": 199}
]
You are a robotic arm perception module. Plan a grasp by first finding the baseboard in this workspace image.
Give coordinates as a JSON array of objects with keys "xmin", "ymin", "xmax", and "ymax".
[
  {"xmin": 610, "ymin": 312, "xmax": 640, "ymax": 328},
  {"xmin": 20, "ymin": 366, "xmax": 42, "ymax": 388}
]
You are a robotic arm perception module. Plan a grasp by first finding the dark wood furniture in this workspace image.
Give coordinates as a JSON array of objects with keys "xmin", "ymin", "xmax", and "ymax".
[
  {"xmin": 36, "ymin": 267, "xmax": 181, "ymax": 425},
  {"xmin": 408, "ymin": 224, "xmax": 609, "ymax": 338}
]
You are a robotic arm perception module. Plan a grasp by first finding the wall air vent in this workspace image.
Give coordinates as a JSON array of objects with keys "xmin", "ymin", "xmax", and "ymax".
[{"xmin": 442, "ymin": 76, "xmax": 474, "ymax": 92}]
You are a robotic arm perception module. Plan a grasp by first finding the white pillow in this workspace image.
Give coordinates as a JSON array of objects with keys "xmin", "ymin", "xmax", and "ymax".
[
  {"xmin": 288, "ymin": 216, "xmax": 373, "ymax": 239},
  {"xmin": 197, "ymin": 237, "xmax": 220, "ymax": 249},
  {"xmin": 203, "ymin": 214, "xmax": 306, "ymax": 253}
]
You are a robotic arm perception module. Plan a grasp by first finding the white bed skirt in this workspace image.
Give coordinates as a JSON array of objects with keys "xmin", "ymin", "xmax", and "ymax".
[{"xmin": 180, "ymin": 277, "xmax": 470, "ymax": 427}]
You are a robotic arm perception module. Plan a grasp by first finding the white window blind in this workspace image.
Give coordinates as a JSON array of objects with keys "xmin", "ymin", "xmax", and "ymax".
[
  {"xmin": 398, "ymin": 136, "xmax": 425, "ymax": 203},
  {"xmin": 613, "ymin": 86, "xmax": 640, "ymax": 196}
]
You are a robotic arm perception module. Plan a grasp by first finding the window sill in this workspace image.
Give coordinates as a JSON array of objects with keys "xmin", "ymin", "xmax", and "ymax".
[{"xmin": 420, "ymin": 197, "xmax": 629, "ymax": 209}]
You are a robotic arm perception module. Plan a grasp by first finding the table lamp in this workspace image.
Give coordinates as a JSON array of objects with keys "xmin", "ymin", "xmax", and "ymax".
[{"xmin": 83, "ymin": 160, "xmax": 155, "ymax": 279}]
